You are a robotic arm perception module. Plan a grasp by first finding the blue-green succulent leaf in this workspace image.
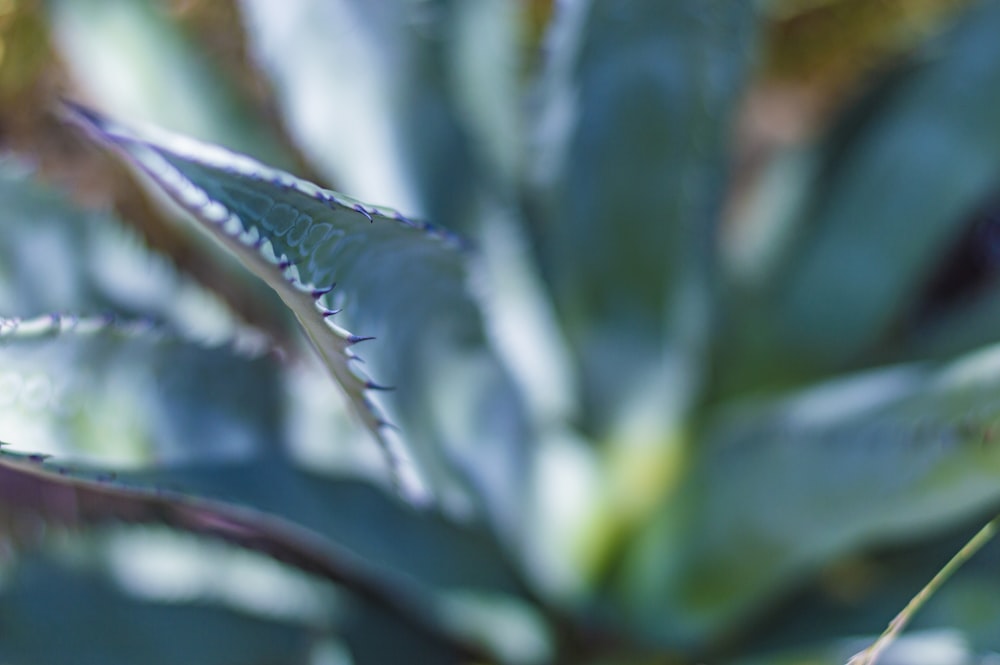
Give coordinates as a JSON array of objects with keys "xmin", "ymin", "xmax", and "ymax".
[
  {"xmin": 66, "ymin": 104, "xmax": 531, "ymax": 527},
  {"xmin": 0, "ymin": 449, "xmax": 496, "ymax": 663},
  {"xmin": 622, "ymin": 343, "xmax": 1000, "ymax": 646},
  {"xmin": 0, "ymin": 318, "xmax": 523, "ymax": 597},
  {"xmin": 530, "ymin": 0, "xmax": 759, "ymax": 435}
]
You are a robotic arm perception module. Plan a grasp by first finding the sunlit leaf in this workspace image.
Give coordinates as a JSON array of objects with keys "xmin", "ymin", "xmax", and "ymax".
[
  {"xmin": 66, "ymin": 103, "xmax": 531, "ymax": 535},
  {"xmin": 0, "ymin": 448, "xmax": 495, "ymax": 663}
]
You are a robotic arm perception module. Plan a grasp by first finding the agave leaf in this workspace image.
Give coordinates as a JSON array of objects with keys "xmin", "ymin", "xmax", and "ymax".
[
  {"xmin": 529, "ymin": 0, "xmax": 759, "ymax": 436},
  {"xmin": 0, "ymin": 313, "xmax": 523, "ymax": 596},
  {"xmin": 0, "ymin": 448, "xmax": 494, "ymax": 662},
  {"xmin": 243, "ymin": 0, "xmax": 570, "ymax": 438},
  {"xmin": 622, "ymin": 344, "xmax": 1000, "ymax": 646},
  {"xmin": 66, "ymin": 103, "xmax": 530, "ymax": 533},
  {"xmin": 0, "ymin": 556, "xmax": 314, "ymax": 665},
  {"xmin": 0, "ymin": 313, "xmax": 282, "ymax": 465},
  {"xmin": 45, "ymin": 0, "xmax": 304, "ymax": 340},
  {"xmin": 720, "ymin": 1, "xmax": 1000, "ymax": 391}
]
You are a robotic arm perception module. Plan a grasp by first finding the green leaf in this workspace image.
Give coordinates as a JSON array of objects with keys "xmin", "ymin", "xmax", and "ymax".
[
  {"xmin": 0, "ymin": 449, "xmax": 497, "ymax": 663},
  {"xmin": 0, "ymin": 556, "xmax": 314, "ymax": 665},
  {"xmin": 721, "ymin": 1, "xmax": 1000, "ymax": 390},
  {"xmin": 65, "ymin": 103, "xmax": 531, "ymax": 535},
  {"xmin": 0, "ymin": 313, "xmax": 283, "ymax": 465},
  {"xmin": 529, "ymin": 0, "xmax": 759, "ymax": 436},
  {"xmin": 621, "ymin": 344, "xmax": 1000, "ymax": 647}
]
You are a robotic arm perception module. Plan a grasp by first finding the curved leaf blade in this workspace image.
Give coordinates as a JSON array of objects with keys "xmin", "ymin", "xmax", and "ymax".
[
  {"xmin": 0, "ymin": 448, "xmax": 494, "ymax": 663},
  {"xmin": 65, "ymin": 103, "xmax": 531, "ymax": 520}
]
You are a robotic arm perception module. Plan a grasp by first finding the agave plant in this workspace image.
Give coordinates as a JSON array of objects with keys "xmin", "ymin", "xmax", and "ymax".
[{"xmin": 5, "ymin": 1, "xmax": 1000, "ymax": 663}]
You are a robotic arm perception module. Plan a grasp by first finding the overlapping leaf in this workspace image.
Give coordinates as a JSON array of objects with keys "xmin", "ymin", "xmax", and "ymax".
[
  {"xmin": 0, "ymin": 315, "xmax": 529, "ymax": 661},
  {"xmin": 0, "ymin": 448, "xmax": 500, "ymax": 664},
  {"xmin": 0, "ymin": 316, "xmax": 522, "ymax": 598},
  {"xmin": 122, "ymin": 459, "xmax": 525, "ymax": 596}
]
